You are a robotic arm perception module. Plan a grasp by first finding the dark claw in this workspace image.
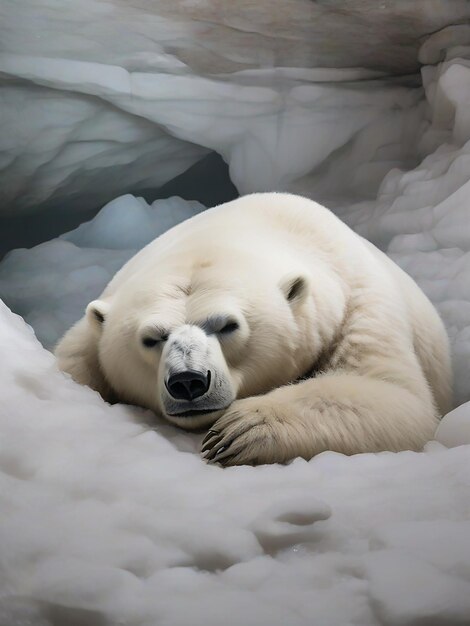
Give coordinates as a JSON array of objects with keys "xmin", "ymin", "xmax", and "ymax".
[
  {"xmin": 201, "ymin": 435, "xmax": 222, "ymax": 453},
  {"xmin": 208, "ymin": 453, "xmax": 235, "ymax": 466},
  {"xmin": 202, "ymin": 429, "xmax": 220, "ymax": 445},
  {"xmin": 213, "ymin": 446, "xmax": 238, "ymax": 462},
  {"xmin": 203, "ymin": 447, "xmax": 235, "ymax": 466},
  {"xmin": 204, "ymin": 446, "xmax": 221, "ymax": 461},
  {"xmin": 205, "ymin": 442, "xmax": 230, "ymax": 461}
]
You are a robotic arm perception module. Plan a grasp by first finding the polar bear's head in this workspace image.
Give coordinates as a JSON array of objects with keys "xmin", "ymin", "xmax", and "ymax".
[{"xmin": 84, "ymin": 247, "xmax": 320, "ymax": 430}]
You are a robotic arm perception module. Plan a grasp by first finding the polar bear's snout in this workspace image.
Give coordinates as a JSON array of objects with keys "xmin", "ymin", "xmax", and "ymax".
[
  {"xmin": 159, "ymin": 325, "xmax": 236, "ymax": 426},
  {"xmin": 165, "ymin": 369, "xmax": 211, "ymax": 401}
]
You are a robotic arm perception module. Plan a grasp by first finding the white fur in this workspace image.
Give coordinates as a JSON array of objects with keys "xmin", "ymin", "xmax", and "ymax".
[{"xmin": 55, "ymin": 193, "xmax": 452, "ymax": 465}]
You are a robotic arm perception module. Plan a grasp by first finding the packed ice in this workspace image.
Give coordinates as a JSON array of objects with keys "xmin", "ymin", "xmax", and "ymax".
[{"xmin": 1, "ymin": 4, "xmax": 470, "ymax": 626}]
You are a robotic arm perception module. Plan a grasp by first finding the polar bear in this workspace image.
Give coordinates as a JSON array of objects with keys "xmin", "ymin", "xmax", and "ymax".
[{"xmin": 55, "ymin": 193, "xmax": 452, "ymax": 466}]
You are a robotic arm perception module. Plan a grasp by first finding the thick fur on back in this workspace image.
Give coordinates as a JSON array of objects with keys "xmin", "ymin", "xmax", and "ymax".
[{"xmin": 55, "ymin": 193, "xmax": 452, "ymax": 465}]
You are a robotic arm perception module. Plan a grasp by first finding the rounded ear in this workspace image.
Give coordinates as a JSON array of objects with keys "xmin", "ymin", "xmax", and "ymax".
[
  {"xmin": 86, "ymin": 299, "xmax": 110, "ymax": 331},
  {"xmin": 279, "ymin": 273, "xmax": 310, "ymax": 305}
]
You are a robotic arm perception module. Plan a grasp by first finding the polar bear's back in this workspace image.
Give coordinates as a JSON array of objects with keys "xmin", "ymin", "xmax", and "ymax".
[{"xmin": 363, "ymin": 238, "xmax": 452, "ymax": 415}]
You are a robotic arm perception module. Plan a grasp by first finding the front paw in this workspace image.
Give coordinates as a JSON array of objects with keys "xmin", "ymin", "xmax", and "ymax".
[{"xmin": 201, "ymin": 397, "xmax": 288, "ymax": 467}]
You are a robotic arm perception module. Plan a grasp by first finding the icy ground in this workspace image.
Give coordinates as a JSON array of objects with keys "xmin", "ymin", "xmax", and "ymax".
[{"xmin": 2, "ymin": 16, "xmax": 470, "ymax": 626}]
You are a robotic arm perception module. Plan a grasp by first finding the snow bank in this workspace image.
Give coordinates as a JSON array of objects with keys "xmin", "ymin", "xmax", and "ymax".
[{"xmin": 1, "ymin": 299, "xmax": 470, "ymax": 626}]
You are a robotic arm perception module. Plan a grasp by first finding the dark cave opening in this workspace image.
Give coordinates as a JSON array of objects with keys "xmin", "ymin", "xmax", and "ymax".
[{"xmin": 0, "ymin": 152, "xmax": 238, "ymax": 259}]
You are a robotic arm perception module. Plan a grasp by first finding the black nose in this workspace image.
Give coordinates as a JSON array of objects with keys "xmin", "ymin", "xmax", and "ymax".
[{"xmin": 166, "ymin": 370, "xmax": 211, "ymax": 401}]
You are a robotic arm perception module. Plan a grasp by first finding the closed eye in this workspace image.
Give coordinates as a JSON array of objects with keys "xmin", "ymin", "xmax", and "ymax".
[
  {"xmin": 196, "ymin": 315, "xmax": 241, "ymax": 336},
  {"xmin": 142, "ymin": 334, "xmax": 168, "ymax": 348},
  {"xmin": 218, "ymin": 321, "xmax": 239, "ymax": 334}
]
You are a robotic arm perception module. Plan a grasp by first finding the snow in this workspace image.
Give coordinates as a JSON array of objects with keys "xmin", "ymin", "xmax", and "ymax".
[
  {"xmin": 435, "ymin": 402, "xmax": 470, "ymax": 448},
  {"xmin": 2, "ymin": 7, "xmax": 470, "ymax": 626},
  {"xmin": 1, "ymin": 300, "xmax": 470, "ymax": 626}
]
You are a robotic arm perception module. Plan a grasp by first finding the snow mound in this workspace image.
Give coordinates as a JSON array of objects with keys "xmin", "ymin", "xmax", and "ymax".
[
  {"xmin": 2, "ymin": 300, "xmax": 470, "ymax": 626},
  {"xmin": 435, "ymin": 402, "xmax": 470, "ymax": 448}
]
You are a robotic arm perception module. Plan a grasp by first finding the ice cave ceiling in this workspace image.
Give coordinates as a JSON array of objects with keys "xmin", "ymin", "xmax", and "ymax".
[{"xmin": 1, "ymin": 0, "xmax": 470, "ymax": 238}]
